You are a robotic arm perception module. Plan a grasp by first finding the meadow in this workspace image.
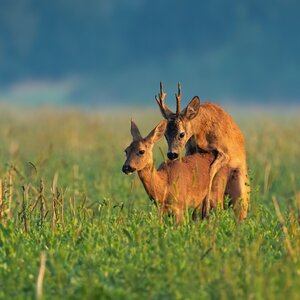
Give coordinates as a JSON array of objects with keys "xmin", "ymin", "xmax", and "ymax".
[{"xmin": 0, "ymin": 106, "xmax": 299, "ymax": 300}]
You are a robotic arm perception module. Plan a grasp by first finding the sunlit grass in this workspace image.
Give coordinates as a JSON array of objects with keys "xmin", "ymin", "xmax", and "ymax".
[{"xmin": 0, "ymin": 106, "xmax": 299, "ymax": 299}]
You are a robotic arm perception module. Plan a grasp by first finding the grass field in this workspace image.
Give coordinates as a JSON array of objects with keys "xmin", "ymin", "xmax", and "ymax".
[{"xmin": 0, "ymin": 106, "xmax": 299, "ymax": 299}]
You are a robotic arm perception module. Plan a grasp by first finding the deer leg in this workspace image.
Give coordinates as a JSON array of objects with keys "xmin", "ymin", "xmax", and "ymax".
[
  {"xmin": 175, "ymin": 210, "xmax": 184, "ymax": 224},
  {"xmin": 157, "ymin": 207, "xmax": 164, "ymax": 223},
  {"xmin": 204, "ymin": 151, "xmax": 229, "ymax": 217},
  {"xmin": 193, "ymin": 200, "xmax": 207, "ymax": 221},
  {"xmin": 210, "ymin": 166, "xmax": 230, "ymax": 211},
  {"xmin": 226, "ymin": 168, "xmax": 250, "ymax": 220},
  {"xmin": 201, "ymin": 198, "xmax": 209, "ymax": 219},
  {"xmin": 192, "ymin": 208, "xmax": 200, "ymax": 221}
]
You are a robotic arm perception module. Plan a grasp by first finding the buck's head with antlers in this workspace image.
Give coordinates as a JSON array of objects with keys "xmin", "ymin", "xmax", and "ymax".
[
  {"xmin": 155, "ymin": 82, "xmax": 200, "ymax": 160},
  {"xmin": 122, "ymin": 120, "xmax": 167, "ymax": 175}
]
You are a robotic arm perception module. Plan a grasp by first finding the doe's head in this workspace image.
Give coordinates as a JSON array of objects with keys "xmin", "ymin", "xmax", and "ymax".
[
  {"xmin": 155, "ymin": 82, "xmax": 200, "ymax": 160},
  {"xmin": 122, "ymin": 120, "xmax": 167, "ymax": 175}
]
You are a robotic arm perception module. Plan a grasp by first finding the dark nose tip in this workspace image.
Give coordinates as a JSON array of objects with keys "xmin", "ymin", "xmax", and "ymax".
[
  {"xmin": 122, "ymin": 165, "xmax": 129, "ymax": 174},
  {"xmin": 167, "ymin": 152, "xmax": 179, "ymax": 160},
  {"xmin": 122, "ymin": 165, "xmax": 136, "ymax": 174}
]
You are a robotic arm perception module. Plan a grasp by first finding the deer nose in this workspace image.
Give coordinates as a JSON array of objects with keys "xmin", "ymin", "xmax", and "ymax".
[
  {"xmin": 167, "ymin": 152, "xmax": 179, "ymax": 160},
  {"xmin": 122, "ymin": 165, "xmax": 136, "ymax": 174},
  {"xmin": 122, "ymin": 165, "xmax": 130, "ymax": 174}
]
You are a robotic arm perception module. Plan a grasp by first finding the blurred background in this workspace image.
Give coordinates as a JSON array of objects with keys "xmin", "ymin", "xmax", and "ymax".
[{"xmin": 0, "ymin": 0, "xmax": 299, "ymax": 107}]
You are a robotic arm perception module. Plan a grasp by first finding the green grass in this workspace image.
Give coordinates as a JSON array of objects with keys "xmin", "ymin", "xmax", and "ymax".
[{"xmin": 0, "ymin": 107, "xmax": 300, "ymax": 300}]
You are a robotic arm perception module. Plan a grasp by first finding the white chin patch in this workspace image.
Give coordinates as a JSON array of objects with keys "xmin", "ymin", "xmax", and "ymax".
[{"xmin": 127, "ymin": 171, "xmax": 134, "ymax": 175}]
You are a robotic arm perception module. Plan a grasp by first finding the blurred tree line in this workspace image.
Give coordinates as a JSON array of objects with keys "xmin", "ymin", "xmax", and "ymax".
[{"xmin": 0, "ymin": 0, "xmax": 299, "ymax": 104}]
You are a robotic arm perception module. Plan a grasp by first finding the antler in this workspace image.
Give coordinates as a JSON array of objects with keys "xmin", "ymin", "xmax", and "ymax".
[
  {"xmin": 175, "ymin": 82, "xmax": 181, "ymax": 115},
  {"xmin": 155, "ymin": 82, "xmax": 174, "ymax": 119}
]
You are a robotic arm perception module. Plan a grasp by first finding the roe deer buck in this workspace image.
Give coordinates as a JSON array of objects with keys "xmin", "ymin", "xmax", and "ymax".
[
  {"xmin": 155, "ymin": 82, "xmax": 249, "ymax": 220},
  {"xmin": 122, "ymin": 120, "xmax": 229, "ymax": 223}
]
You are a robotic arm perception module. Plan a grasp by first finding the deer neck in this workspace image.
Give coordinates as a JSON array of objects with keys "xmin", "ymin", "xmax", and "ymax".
[{"xmin": 138, "ymin": 162, "xmax": 166, "ymax": 204}]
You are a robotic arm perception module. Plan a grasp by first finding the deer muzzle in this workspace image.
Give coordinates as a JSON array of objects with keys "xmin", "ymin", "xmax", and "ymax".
[
  {"xmin": 167, "ymin": 152, "xmax": 179, "ymax": 160},
  {"xmin": 122, "ymin": 164, "xmax": 136, "ymax": 175}
]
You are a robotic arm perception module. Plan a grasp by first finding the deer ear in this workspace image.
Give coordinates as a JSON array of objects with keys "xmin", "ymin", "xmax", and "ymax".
[
  {"xmin": 146, "ymin": 120, "xmax": 167, "ymax": 144},
  {"xmin": 184, "ymin": 96, "xmax": 200, "ymax": 120},
  {"xmin": 131, "ymin": 120, "xmax": 142, "ymax": 141}
]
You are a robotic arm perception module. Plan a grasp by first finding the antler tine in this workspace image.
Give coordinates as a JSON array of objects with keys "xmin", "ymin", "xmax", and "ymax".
[
  {"xmin": 155, "ymin": 83, "xmax": 165, "ymax": 112},
  {"xmin": 155, "ymin": 82, "xmax": 173, "ymax": 119},
  {"xmin": 175, "ymin": 82, "xmax": 181, "ymax": 115},
  {"xmin": 159, "ymin": 82, "xmax": 166, "ymax": 102}
]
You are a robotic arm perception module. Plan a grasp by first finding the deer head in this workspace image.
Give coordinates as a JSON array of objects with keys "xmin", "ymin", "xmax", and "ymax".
[
  {"xmin": 122, "ymin": 120, "xmax": 167, "ymax": 175},
  {"xmin": 155, "ymin": 82, "xmax": 201, "ymax": 160}
]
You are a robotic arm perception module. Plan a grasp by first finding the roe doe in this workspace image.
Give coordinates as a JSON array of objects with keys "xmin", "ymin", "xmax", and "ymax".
[{"xmin": 122, "ymin": 120, "xmax": 229, "ymax": 223}]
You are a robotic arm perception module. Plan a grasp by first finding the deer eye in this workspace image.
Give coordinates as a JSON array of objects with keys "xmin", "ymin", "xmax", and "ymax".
[
  {"xmin": 138, "ymin": 150, "xmax": 145, "ymax": 155},
  {"xmin": 179, "ymin": 132, "xmax": 185, "ymax": 139}
]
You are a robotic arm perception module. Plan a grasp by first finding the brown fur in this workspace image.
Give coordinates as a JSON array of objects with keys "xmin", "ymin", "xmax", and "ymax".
[
  {"xmin": 156, "ymin": 84, "xmax": 250, "ymax": 220},
  {"xmin": 122, "ymin": 120, "xmax": 229, "ymax": 223}
]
